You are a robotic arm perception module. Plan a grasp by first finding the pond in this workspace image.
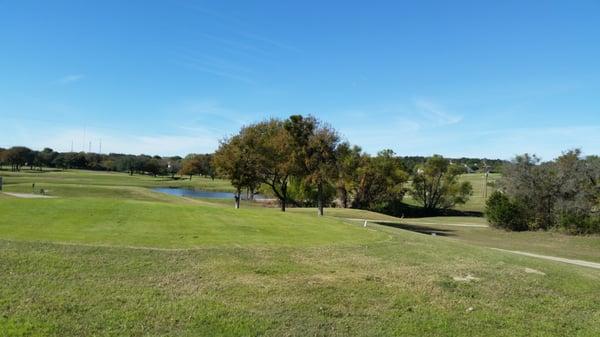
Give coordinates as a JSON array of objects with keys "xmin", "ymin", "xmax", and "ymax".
[{"xmin": 152, "ymin": 187, "xmax": 266, "ymax": 200}]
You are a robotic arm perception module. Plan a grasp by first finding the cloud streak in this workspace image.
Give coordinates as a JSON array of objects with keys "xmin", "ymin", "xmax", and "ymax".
[
  {"xmin": 56, "ymin": 74, "xmax": 85, "ymax": 85},
  {"xmin": 414, "ymin": 98, "xmax": 462, "ymax": 125},
  {"xmin": 176, "ymin": 52, "xmax": 256, "ymax": 84}
]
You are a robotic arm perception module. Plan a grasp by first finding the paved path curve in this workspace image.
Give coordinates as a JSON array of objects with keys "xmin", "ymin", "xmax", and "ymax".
[
  {"xmin": 344, "ymin": 218, "xmax": 488, "ymax": 228},
  {"xmin": 2, "ymin": 192, "xmax": 55, "ymax": 198},
  {"xmin": 491, "ymin": 248, "xmax": 600, "ymax": 270},
  {"xmin": 348, "ymin": 218, "xmax": 599, "ymax": 270}
]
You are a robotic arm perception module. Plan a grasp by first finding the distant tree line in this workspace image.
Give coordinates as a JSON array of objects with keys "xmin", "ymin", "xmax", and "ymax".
[
  {"xmin": 399, "ymin": 156, "xmax": 504, "ymax": 174},
  {"xmin": 486, "ymin": 149, "xmax": 600, "ymax": 234},
  {"xmin": 213, "ymin": 115, "xmax": 475, "ymax": 215},
  {"xmin": 0, "ymin": 146, "xmax": 214, "ymax": 179}
]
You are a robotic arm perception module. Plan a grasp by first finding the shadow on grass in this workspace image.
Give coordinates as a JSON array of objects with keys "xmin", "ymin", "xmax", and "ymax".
[
  {"xmin": 376, "ymin": 202, "xmax": 484, "ymax": 218},
  {"xmin": 374, "ymin": 221, "xmax": 456, "ymax": 237}
]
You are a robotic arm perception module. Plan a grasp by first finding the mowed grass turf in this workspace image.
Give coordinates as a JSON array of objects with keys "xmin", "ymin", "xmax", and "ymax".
[
  {"xmin": 2, "ymin": 227, "xmax": 600, "ymax": 336},
  {"xmin": 0, "ymin": 197, "xmax": 387, "ymax": 248},
  {"xmin": 1, "ymin": 169, "xmax": 600, "ymax": 336},
  {"xmin": 0, "ymin": 168, "xmax": 234, "ymax": 191},
  {"xmin": 395, "ymin": 216, "xmax": 600, "ymax": 263}
]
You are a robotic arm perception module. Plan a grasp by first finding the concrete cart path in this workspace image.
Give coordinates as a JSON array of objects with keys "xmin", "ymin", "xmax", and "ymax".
[
  {"xmin": 2, "ymin": 192, "xmax": 55, "ymax": 198},
  {"xmin": 491, "ymin": 248, "xmax": 600, "ymax": 270},
  {"xmin": 345, "ymin": 218, "xmax": 488, "ymax": 228}
]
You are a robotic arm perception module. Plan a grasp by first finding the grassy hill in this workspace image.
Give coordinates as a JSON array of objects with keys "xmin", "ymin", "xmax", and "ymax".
[{"xmin": 1, "ymin": 169, "xmax": 599, "ymax": 336}]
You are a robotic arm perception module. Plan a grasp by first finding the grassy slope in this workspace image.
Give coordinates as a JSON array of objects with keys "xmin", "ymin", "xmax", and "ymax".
[
  {"xmin": 0, "ymin": 197, "xmax": 386, "ymax": 248},
  {"xmin": 1, "ymin": 169, "xmax": 600, "ymax": 336},
  {"xmin": 300, "ymin": 208, "xmax": 600, "ymax": 264},
  {"xmin": 0, "ymin": 169, "xmax": 234, "ymax": 191},
  {"xmin": 2, "ymin": 229, "xmax": 599, "ymax": 336},
  {"xmin": 397, "ymin": 217, "xmax": 600, "ymax": 263}
]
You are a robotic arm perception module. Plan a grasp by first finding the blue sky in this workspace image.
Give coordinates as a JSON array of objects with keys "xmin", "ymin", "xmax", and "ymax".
[{"xmin": 1, "ymin": 0, "xmax": 599, "ymax": 160}]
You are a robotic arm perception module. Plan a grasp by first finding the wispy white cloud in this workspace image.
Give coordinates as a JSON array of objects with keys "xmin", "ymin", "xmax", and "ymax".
[
  {"xmin": 56, "ymin": 74, "xmax": 85, "ymax": 85},
  {"xmin": 176, "ymin": 52, "xmax": 256, "ymax": 84},
  {"xmin": 185, "ymin": 5, "xmax": 299, "ymax": 53},
  {"xmin": 414, "ymin": 98, "xmax": 462, "ymax": 125},
  {"xmin": 168, "ymin": 99, "xmax": 251, "ymax": 129},
  {"xmin": 173, "ymin": 4, "xmax": 299, "ymax": 84}
]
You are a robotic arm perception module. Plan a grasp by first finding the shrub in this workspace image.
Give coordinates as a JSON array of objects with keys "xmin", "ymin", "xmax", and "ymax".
[
  {"xmin": 485, "ymin": 191, "xmax": 529, "ymax": 231},
  {"xmin": 557, "ymin": 211, "xmax": 600, "ymax": 235}
]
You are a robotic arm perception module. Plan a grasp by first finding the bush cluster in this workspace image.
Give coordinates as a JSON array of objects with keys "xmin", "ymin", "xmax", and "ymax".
[
  {"xmin": 485, "ymin": 191, "xmax": 528, "ymax": 231},
  {"xmin": 486, "ymin": 150, "xmax": 600, "ymax": 234}
]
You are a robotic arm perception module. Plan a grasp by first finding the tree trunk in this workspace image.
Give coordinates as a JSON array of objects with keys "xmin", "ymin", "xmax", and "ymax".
[
  {"xmin": 317, "ymin": 181, "xmax": 324, "ymax": 216},
  {"xmin": 280, "ymin": 183, "xmax": 287, "ymax": 212},
  {"xmin": 338, "ymin": 186, "xmax": 348, "ymax": 208},
  {"xmin": 235, "ymin": 188, "xmax": 241, "ymax": 209}
]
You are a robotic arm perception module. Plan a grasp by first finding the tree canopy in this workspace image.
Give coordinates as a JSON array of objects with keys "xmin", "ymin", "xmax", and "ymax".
[
  {"xmin": 489, "ymin": 150, "xmax": 600, "ymax": 233},
  {"xmin": 410, "ymin": 155, "xmax": 473, "ymax": 210}
]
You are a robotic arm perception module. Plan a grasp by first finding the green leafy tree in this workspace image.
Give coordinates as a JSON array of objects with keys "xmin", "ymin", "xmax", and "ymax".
[
  {"xmin": 247, "ymin": 119, "xmax": 297, "ymax": 211},
  {"xmin": 4, "ymin": 146, "xmax": 32, "ymax": 171},
  {"xmin": 0, "ymin": 148, "xmax": 5, "ymax": 168},
  {"xmin": 335, "ymin": 143, "xmax": 363, "ymax": 208},
  {"xmin": 335, "ymin": 142, "xmax": 363, "ymax": 208},
  {"xmin": 485, "ymin": 191, "xmax": 528, "ymax": 231},
  {"xmin": 38, "ymin": 148, "xmax": 58, "ymax": 169},
  {"xmin": 213, "ymin": 134, "xmax": 261, "ymax": 209},
  {"xmin": 411, "ymin": 155, "xmax": 473, "ymax": 210},
  {"xmin": 144, "ymin": 158, "xmax": 162, "ymax": 176},
  {"xmin": 498, "ymin": 150, "xmax": 600, "ymax": 233},
  {"xmin": 179, "ymin": 156, "xmax": 203, "ymax": 180},
  {"xmin": 304, "ymin": 124, "xmax": 340, "ymax": 216},
  {"xmin": 353, "ymin": 150, "xmax": 408, "ymax": 210}
]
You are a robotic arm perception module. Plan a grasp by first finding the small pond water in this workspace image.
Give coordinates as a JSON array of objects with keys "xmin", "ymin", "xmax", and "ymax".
[{"xmin": 153, "ymin": 187, "xmax": 266, "ymax": 200}]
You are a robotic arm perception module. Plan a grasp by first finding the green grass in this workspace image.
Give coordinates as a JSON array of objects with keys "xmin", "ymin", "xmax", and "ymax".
[
  {"xmin": 0, "ymin": 168, "xmax": 234, "ymax": 191},
  {"xmin": 1, "ymin": 169, "xmax": 600, "ymax": 336},
  {"xmin": 2, "ymin": 228, "xmax": 599, "ymax": 336},
  {"xmin": 0, "ymin": 197, "xmax": 387, "ymax": 248},
  {"xmin": 395, "ymin": 217, "xmax": 600, "ymax": 263}
]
